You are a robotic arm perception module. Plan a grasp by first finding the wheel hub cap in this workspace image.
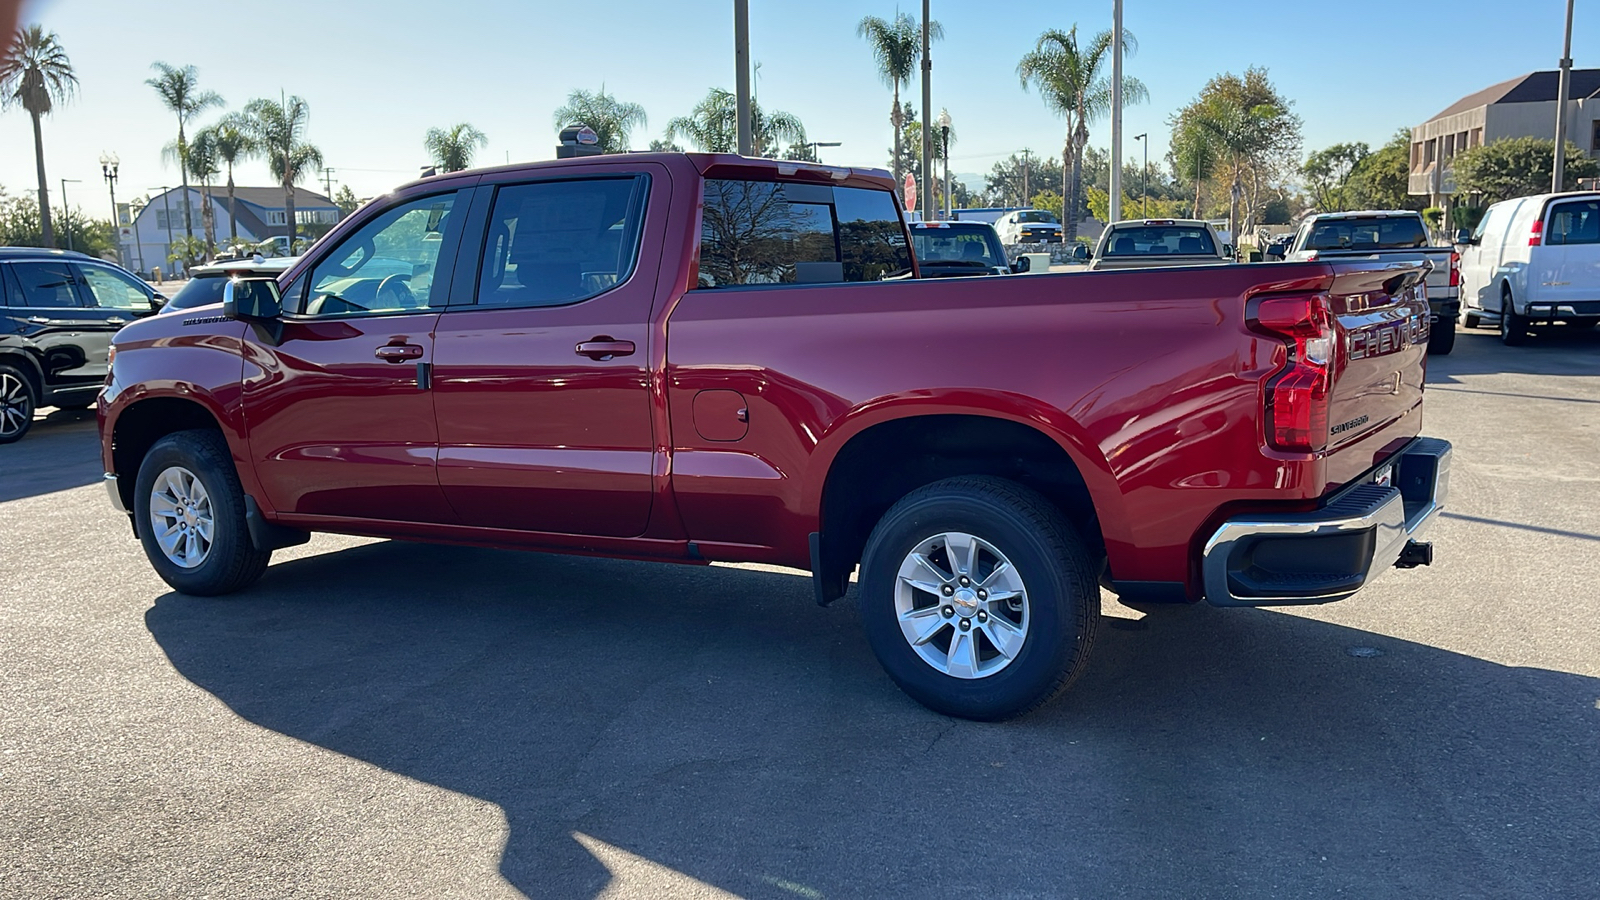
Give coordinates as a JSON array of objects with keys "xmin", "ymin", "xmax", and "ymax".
[
  {"xmin": 894, "ymin": 531, "xmax": 1029, "ymax": 680},
  {"xmin": 149, "ymin": 466, "xmax": 215, "ymax": 569},
  {"xmin": 952, "ymin": 588, "xmax": 979, "ymax": 617}
]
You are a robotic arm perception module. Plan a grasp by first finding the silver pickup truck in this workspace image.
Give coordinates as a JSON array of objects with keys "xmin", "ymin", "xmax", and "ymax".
[{"xmin": 1283, "ymin": 210, "xmax": 1460, "ymax": 355}]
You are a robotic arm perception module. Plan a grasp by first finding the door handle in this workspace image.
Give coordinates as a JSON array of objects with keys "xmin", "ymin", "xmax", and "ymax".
[
  {"xmin": 28, "ymin": 316, "xmax": 49, "ymax": 324},
  {"xmin": 575, "ymin": 338, "xmax": 636, "ymax": 360},
  {"xmin": 106, "ymin": 317, "xmax": 127, "ymax": 326},
  {"xmin": 375, "ymin": 343, "xmax": 424, "ymax": 362}
]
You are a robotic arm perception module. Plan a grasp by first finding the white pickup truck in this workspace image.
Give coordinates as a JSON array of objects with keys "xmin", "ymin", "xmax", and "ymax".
[
  {"xmin": 1088, "ymin": 219, "xmax": 1233, "ymax": 271},
  {"xmin": 1284, "ymin": 210, "xmax": 1460, "ymax": 355}
]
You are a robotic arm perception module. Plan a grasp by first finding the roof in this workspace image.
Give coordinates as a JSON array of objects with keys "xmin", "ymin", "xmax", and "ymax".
[
  {"xmin": 388, "ymin": 152, "xmax": 900, "ymax": 196},
  {"xmin": 223, "ymin": 186, "xmax": 338, "ymax": 210},
  {"xmin": 1428, "ymin": 69, "xmax": 1600, "ymax": 121},
  {"xmin": 187, "ymin": 256, "xmax": 300, "ymax": 277},
  {"xmin": 0, "ymin": 247, "xmax": 93, "ymax": 260},
  {"xmin": 1307, "ymin": 210, "xmax": 1425, "ymax": 220}
]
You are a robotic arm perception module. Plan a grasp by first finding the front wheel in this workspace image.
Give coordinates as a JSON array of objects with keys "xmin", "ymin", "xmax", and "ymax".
[
  {"xmin": 1427, "ymin": 317, "xmax": 1456, "ymax": 355},
  {"xmin": 134, "ymin": 429, "xmax": 271, "ymax": 596},
  {"xmin": 858, "ymin": 476, "xmax": 1100, "ymax": 721},
  {"xmin": 0, "ymin": 365, "xmax": 36, "ymax": 445}
]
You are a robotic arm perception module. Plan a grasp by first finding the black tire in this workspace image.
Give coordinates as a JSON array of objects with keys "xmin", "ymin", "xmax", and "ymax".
[
  {"xmin": 858, "ymin": 476, "xmax": 1100, "ymax": 721},
  {"xmin": 134, "ymin": 429, "xmax": 270, "ymax": 596},
  {"xmin": 1500, "ymin": 286, "xmax": 1529, "ymax": 346},
  {"xmin": 1463, "ymin": 311, "xmax": 1482, "ymax": 329},
  {"xmin": 1427, "ymin": 317, "xmax": 1456, "ymax": 355},
  {"xmin": 0, "ymin": 364, "xmax": 37, "ymax": 445}
]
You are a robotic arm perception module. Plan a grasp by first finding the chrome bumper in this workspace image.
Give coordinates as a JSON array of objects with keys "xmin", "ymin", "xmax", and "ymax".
[
  {"xmin": 1202, "ymin": 437, "xmax": 1451, "ymax": 606},
  {"xmin": 105, "ymin": 472, "xmax": 127, "ymax": 514}
]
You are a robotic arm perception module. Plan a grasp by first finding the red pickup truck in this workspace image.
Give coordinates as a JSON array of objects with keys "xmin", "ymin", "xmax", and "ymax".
[{"xmin": 98, "ymin": 153, "xmax": 1450, "ymax": 720}]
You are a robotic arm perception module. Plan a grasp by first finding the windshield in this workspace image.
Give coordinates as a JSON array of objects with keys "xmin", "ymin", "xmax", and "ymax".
[
  {"xmin": 912, "ymin": 226, "xmax": 1006, "ymax": 268},
  {"xmin": 165, "ymin": 274, "xmax": 230, "ymax": 310},
  {"xmin": 1305, "ymin": 217, "xmax": 1428, "ymax": 251},
  {"xmin": 1102, "ymin": 225, "xmax": 1217, "ymax": 256},
  {"xmin": 1016, "ymin": 210, "xmax": 1059, "ymax": 224}
]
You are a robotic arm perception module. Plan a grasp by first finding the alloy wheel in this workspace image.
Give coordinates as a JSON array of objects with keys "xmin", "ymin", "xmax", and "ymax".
[
  {"xmin": 894, "ymin": 531, "xmax": 1029, "ymax": 679},
  {"xmin": 148, "ymin": 466, "xmax": 216, "ymax": 568}
]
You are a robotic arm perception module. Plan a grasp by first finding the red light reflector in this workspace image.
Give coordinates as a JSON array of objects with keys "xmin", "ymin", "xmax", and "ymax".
[{"xmin": 1530, "ymin": 219, "xmax": 1544, "ymax": 246}]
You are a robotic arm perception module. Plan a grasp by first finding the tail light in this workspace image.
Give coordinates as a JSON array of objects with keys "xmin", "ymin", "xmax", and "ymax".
[
  {"xmin": 1529, "ymin": 219, "xmax": 1543, "ymax": 246},
  {"xmin": 1251, "ymin": 295, "xmax": 1333, "ymax": 453},
  {"xmin": 1449, "ymin": 250, "xmax": 1460, "ymax": 287}
]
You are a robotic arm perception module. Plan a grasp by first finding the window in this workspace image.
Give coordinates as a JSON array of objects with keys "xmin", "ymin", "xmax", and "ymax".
[
  {"xmin": 1547, "ymin": 200, "xmax": 1600, "ymax": 245},
  {"xmin": 1591, "ymin": 122, "xmax": 1600, "ymax": 155},
  {"xmin": 475, "ymin": 177, "xmax": 647, "ymax": 308},
  {"xmin": 1304, "ymin": 216, "xmax": 1428, "ymax": 251},
  {"xmin": 1102, "ymin": 224, "xmax": 1218, "ymax": 256},
  {"xmin": 77, "ymin": 265, "xmax": 150, "ymax": 310},
  {"xmin": 1016, "ymin": 210, "xmax": 1059, "ymax": 224},
  {"xmin": 696, "ymin": 180, "xmax": 910, "ymax": 288},
  {"xmin": 267, "ymin": 211, "xmax": 287, "ymax": 226},
  {"xmin": 302, "ymin": 193, "xmax": 457, "ymax": 316},
  {"xmin": 9, "ymin": 262, "xmax": 83, "ymax": 308},
  {"xmin": 154, "ymin": 209, "xmax": 173, "ymax": 231},
  {"xmin": 911, "ymin": 225, "xmax": 1006, "ymax": 268}
]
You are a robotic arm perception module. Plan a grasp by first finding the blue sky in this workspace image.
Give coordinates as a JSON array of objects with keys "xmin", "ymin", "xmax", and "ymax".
[{"xmin": 4, "ymin": 0, "xmax": 1596, "ymax": 210}]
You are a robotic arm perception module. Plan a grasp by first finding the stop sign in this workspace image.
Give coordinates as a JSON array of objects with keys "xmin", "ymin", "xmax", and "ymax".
[{"xmin": 903, "ymin": 173, "xmax": 916, "ymax": 212}]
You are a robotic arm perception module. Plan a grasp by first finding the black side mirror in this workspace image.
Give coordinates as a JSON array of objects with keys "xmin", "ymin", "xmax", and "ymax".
[
  {"xmin": 1454, "ymin": 229, "xmax": 1474, "ymax": 245},
  {"xmin": 1010, "ymin": 256, "xmax": 1031, "ymax": 273},
  {"xmin": 1071, "ymin": 243, "xmax": 1089, "ymax": 261},
  {"xmin": 1222, "ymin": 243, "xmax": 1235, "ymax": 258}
]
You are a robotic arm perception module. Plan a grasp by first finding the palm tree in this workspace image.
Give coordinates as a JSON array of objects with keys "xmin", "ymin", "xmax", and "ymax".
[
  {"xmin": 551, "ymin": 87, "xmax": 647, "ymax": 154},
  {"xmin": 1017, "ymin": 27, "xmax": 1146, "ymax": 241},
  {"xmin": 857, "ymin": 13, "xmax": 942, "ymax": 185},
  {"xmin": 1189, "ymin": 96, "xmax": 1285, "ymax": 244},
  {"xmin": 202, "ymin": 113, "xmax": 257, "ymax": 246},
  {"xmin": 423, "ymin": 123, "xmax": 487, "ymax": 173},
  {"xmin": 146, "ymin": 62, "xmax": 222, "ymax": 246},
  {"xmin": 186, "ymin": 130, "xmax": 220, "ymax": 257},
  {"xmin": 666, "ymin": 88, "xmax": 805, "ymax": 156},
  {"xmin": 1, "ymin": 25, "xmax": 77, "ymax": 247},
  {"xmin": 1170, "ymin": 117, "xmax": 1219, "ymax": 219},
  {"xmin": 245, "ymin": 95, "xmax": 323, "ymax": 251}
]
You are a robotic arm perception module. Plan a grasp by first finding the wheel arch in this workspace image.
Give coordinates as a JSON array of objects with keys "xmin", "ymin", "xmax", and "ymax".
[{"xmin": 107, "ymin": 394, "xmax": 233, "ymax": 514}]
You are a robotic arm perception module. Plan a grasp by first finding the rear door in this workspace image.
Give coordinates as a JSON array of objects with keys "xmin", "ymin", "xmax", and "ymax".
[
  {"xmin": 1540, "ymin": 197, "xmax": 1600, "ymax": 310},
  {"xmin": 5, "ymin": 259, "xmax": 108, "ymax": 396}
]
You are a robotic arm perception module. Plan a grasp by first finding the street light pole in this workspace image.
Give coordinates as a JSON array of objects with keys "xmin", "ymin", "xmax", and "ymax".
[
  {"xmin": 100, "ymin": 153, "xmax": 120, "ymax": 265},
  {"xmin": 920, "ymin": 0, "xmax": 933, "ymax": 223},
  {"xmin": 1109, "ymin": 0, "xmax": 1124, "ymax": 224},
  {"xmin": 60, "ymin": 178, "xmax": 82, "ymax": 251},
  {"xmin": 938, "ymin": 109, "xmax": 952, "ymax": 220},
  {"xmin": 734, "ymin": 0, "xmax": 753, "ymax": 155},
  {"xmin": 154, "ymin": 187, "xmax": 175, "ymax": 278},
  {"xmin": 1553, "ymin": 0, "xmax": 1576, "ymax": 192},
  {"xmin": 1133, "ymin": 133, "xmax": 1148, "ymax": 218},
  {"xmin": 807, "ymin": 141, "xmax": 841, "ymax": 163}
]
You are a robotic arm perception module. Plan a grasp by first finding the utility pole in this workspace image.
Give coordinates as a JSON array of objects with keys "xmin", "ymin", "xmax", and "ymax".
[
  {"xmin": 1552, "ymin": 0, "xmax": 1576, "ymax": 192},
  {"xmin": 920, "ymin": 0, "xmax": 933, "ymax": 222},
  {"xmin": 1133, "ymin": 133, "xmax": 1148, "ymax": 218},
  {"xmin": 1109, "ymin": 0, "xmax": 1124, "ymax": 224},
  {"xmin": 322, "ymin": 166, "xmax": 336, "ymax": 200},
  {"xmin": 1021, "ymin": 149, "xmax": 1031, "ymax": 205},
  {"xmin": 60, "ymin": 178, "xmax": 82, "ymax": 251},
  {"xmin": 734, "ymin": 0, "xmax": 753, "ymax": 155}
]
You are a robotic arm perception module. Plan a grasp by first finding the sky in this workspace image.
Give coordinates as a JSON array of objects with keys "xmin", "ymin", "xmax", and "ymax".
[{"xmin": 4, "ymin": 0, "xmax": 1597, "ymax": 215}]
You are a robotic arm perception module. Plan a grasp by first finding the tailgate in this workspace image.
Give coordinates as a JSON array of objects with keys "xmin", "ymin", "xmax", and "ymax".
[{"xmin": 1321, "ymin": 261, "xmax": 1431, "ymax": 489}]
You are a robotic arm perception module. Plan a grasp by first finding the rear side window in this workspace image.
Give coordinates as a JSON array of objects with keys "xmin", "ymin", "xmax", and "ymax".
[
  {"xmin": 696, "ymin": 180, "xmax": 910, "ymax": 288},
  {"xmin": 476, "ymin": 177, "xmax": 646, "ymax": 308},
  {"xmin": 9, "ymin": 262, "xmax": 84, "ymax": 308},
  {"xmin": 1103, "ymin": 225, "xmax": 1216, "ymax": 256},
  {"xmin": 1546, "ymin": 200, "xmax": 1600, "ymax": 245},
  {"xmin": 1304, "ymin": 217, "xmax": 1428, "ymax": 251}
]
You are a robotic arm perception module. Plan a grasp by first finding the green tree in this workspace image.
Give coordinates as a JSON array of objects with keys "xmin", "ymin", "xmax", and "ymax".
[
  {"xmin": 1170, "ymin": 68, "xmax": 1301, "ymax": 225},
  {"xmin": 666, "ymin": 88, "xmax": 805, "ymax": 156},
  {"xmin": 1, "ymin": 25, "xmax": 77, "ymax": 247},
  {"xmin": 552, "ymin": 86, "xmax": 647, "ymax": 154},
  {"xmin": 146, "ymin": 62, "xmax": 222, "ymax": 246},
  {"xmin": 1343, "ymin": 130, "xmax": 1421, "ymax": 211},
  {"xmin": 424, "ymin": 122, "xmax": 487, "ymax": 173},
  {"xmin": 648, "ymin": 137, "xmax": 684, "ymax": 153},
  {"xmin": 201, "ymin": 113, "xmax": 256, "ymax": 245},
  {"xmin": 184, "ymin": 129, "xmax": 220, "ymax": 256},
  {"xmin": 1017, "ymin": 25, "xmax": 1146, "ymax": 239},
  {"xmin": 1031, "ymin": 189, "xmax": 1065, "ymax": 222},
  {"xmin": 0, "ymin": 186, "xmax": 112, "ymax": 255},
  {"xmin": 1302, "ymin": 142, "xmax": 1370, "ymax": 212},
  {"xmin": 856, "ymin": 11, "xmax": 943, "ymax": 184},
  {"xmin": 245, "ymin": 95, "xmax": 323, "ymax": 246},
  {"xmin": 984, "ymin": 152, "xmax": 1064, "ymax": 209},
  {"xmin": 333, "ymin": 185, "xmax": 360, "ymax": 216},
  {"xmin": 1450, "ymin": 135, "xmax": 1600, "ymax": 205}
]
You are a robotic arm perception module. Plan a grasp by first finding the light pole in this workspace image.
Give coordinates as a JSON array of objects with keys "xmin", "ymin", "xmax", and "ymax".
[
  {"xmin": 1109, "ymin": 0, "xmax": 1124, "ymax": 224},
  {"xmin": 1553, "ymin": 0, "xmax": 1576, "ymax": 191},
  {"xmin": 60, "ymin": 178, "xmax": 82, "ymax": 251},
  {"xmin": 919, "ymin": 0, "xmax": 933, "ymax": 223},
  {"xmin": 938, "ymin": 109, "xmax": 952, "ymax": 220},
  {"xmin": 1133, "ymin": 133, "xmax": 1148, "ymax": 218},
  {"xmin": 100, "ymin": 153, "xmax": 120, "ymax": 265},
  {"xmin": 152, "ymin": 187, "xmax": 175, "ymax": 278},
  {"xmin": 806, "ymin": 141, "xmax": 841, "ymax": 163},
  {"xmin": 128, "ymin": 196, "xmax": 147, "ymax": 275},
  {"xmin": 734, "ymin": 0, "xmax": 752, "ymax": 155}
]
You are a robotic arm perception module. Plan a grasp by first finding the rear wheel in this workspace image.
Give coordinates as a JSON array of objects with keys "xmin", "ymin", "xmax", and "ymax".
[
  {"xmin": 858, "ymin": 476, "xmax": 1100, "ymax": 721},
  {"xmin": 1427, "ymin": 317, "xmax": 1456, "ymax": 355},
  {"xmin": 134, "ymin": 429, "xmax": 270, "ymax": 596},
  {"xmin": 0, "ymin": 365, "xmax": 36, "ymax": 445},
  {"xmin": 1499, "ymin": 286, "xmax": 1529, "ymax": 346}
]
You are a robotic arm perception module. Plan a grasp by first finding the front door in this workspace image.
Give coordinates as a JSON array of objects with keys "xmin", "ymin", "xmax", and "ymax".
[
  {"xmin": 4, "ymin": 260, "xmax": 111, "ymax": 403},
  {"xmin": 243, "ymin": 189, "xmax": 467, "ymax": 523},
  {"xmin": 432, "ymin": 171, "xmax": 661, "ymax": 537}
]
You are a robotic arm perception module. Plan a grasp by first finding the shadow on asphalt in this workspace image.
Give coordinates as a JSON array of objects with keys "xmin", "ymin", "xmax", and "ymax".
[
  {"xmin": 0, "ymin": 409, "xmax": 103, "ymax": 503},
  {"xmin": 1428, "ymin": 325, "xmax": 1600, "ymax": 383},
  {"xmin": 146, "ymin": 540, "xmax": 1600, "ymax": 898}
]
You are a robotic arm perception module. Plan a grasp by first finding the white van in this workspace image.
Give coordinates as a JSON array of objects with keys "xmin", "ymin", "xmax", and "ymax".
[{"xmin": 1455, "ymin": 191, "xmax": 1600, "ymax": 345}]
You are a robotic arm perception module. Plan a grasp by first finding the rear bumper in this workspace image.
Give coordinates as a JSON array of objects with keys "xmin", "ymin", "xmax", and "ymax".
[
  {"xmin": 1525, "ymin": 300, "xmax": 1600, "ymax": 320},
  {"xmin": 1202, "ymin": 437, "xmax": 1451, "ymax": 606}
]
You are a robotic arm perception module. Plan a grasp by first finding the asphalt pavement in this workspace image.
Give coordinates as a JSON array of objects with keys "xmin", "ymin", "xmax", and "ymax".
[{"xmin": 1, "ymin": 324, "xmax": 1597, "ymax": 899}]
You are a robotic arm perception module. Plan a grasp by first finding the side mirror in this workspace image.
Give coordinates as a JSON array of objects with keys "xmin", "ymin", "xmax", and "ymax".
[
  {"xmin": 1071, "ymin": 243, "xmax": 1089, "ymax": 261},
  {"xmin": 1222, "ymin": 243, "xmax": 1235, "ymax": 258},
  {"xmin": 149, "ymin": 293, "xmax": 166, "ymax": 312},
  {"xmin": 1010, "ymin": 256, "xmax": 1031, "ymax": 273},
  {"xmin": 223, "ymin": 277, "xmax": 283, "ymax": 320},
  {"xmin": 1454, "ymin": 229, "xmax": 1474, "ymax": 245}
]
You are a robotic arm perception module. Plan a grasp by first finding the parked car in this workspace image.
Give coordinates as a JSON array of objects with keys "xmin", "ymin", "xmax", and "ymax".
[
  {"xmin": 161, "ymin": 256, "xmax": 300, "ymax": 313},
  {"xmin": 994, "ymin": 209, "xmax": 1064, "ymax": 244},
  {"xmin": 908, "ymin": 221, "xmax": 1015, "ymax": 277},
  {"xmin": 99, "ymin": 152, "xmax": 1450, "ymax": 720},
  {"xmin": 1088, "ymin": 219, "xmax": 1232, "ymax": 270},
  {"xmin": 1285, "ymin": 210, "xmax": 1460, "ymax": 354},
  {"xmin": 1454, "ymin": 191, "xmax": 1600, "ymax": 345},
  {"xmin": 0, "ymin": 248, "xmax": 165, "ymax": 443}
]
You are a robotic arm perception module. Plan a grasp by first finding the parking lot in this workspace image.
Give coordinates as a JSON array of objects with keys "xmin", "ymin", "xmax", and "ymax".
[{"xmin": 1, "ymin": 326, "xmax": 1597, "ymax": 899}]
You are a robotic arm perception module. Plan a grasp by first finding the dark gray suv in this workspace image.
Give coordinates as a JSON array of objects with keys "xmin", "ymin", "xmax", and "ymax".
[{"xmin": 0, "ymin": 248, "xmax": 165, "ymax": 443}]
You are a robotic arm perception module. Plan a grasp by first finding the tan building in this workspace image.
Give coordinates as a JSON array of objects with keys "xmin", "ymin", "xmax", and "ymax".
[{"xmin": 1410, "ymin": 69, "xmax": 1600, "ymax": 204}]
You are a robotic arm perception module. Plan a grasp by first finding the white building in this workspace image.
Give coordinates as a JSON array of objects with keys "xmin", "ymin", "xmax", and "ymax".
[{"xmin": 123, "ymin": 185, "xmax": 341, "ymax": 277}]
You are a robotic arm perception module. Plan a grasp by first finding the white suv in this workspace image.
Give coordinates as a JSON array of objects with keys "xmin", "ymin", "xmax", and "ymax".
[{"xmin": 1456, "ymin": 191, "xmax": 1600, "ymax": 345}]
